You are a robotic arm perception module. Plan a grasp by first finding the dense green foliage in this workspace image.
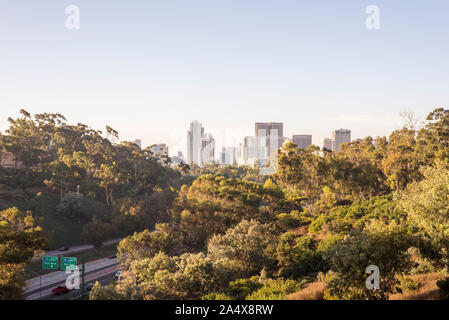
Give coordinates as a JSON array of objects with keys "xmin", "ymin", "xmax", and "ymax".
[
  {"xmin": 0, "ymin": 110, "xmax": 182, "ymax": 247},
  {"xmin": 0, "ymin": 110, "xmax": 181, "ymax": 299},
  {"xmin": 0, "ymin": 207, "xmax": 47, "ymax": 299},
  {"xmin": 2, "ymin": 108, "xmax": 449, "ymax": 300},
  {"xmin": 87, "ymin": 107, "xmax": 449, "ymax": 300}
]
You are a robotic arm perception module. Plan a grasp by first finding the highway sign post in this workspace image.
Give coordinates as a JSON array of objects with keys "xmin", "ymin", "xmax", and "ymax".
[
  {"xmin": 61, "ymin": 257, "xmax": 77, "ymax": 270},
  {"xmin": 42, "ymin": 256, "xmax": 58, "ymax": 270},
  {"xmin": 81, "ymin": 259, "xmax": 85, "ymax": 298}
]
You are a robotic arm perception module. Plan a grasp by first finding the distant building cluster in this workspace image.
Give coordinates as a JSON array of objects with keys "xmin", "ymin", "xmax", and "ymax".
[
  {"xmin": 126, "ymin": 121, "xmax": 357, "ymax": 173},
  {"xmin": 181, "ymin": 121, "xmax": 356, "ymax": 174},
  {"xmin": 187, "ymin": 120, "xmax": 215, "ymax": 166},
  {"xmin": 321, "ymin": 129, "xmax": 352, "ymax": 152}
]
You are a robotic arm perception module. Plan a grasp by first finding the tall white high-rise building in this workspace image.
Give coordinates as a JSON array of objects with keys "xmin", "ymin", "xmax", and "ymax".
[
  {"xmin": 237, "ymin": 142, "xmax": 245, "ymax": 165},
  {"xmin": 332, "ymin": 129, "xmax": 351, "ymax": 152},
  {"xmin": 243, "ymin": 136, "xmax": 258, "ymax": 165},
  {"xmin": 201, "ymin": 133, "xmax": 215, "ymax": 164},
  {"xmin": 221, "ymin": 147, "xmax": 237, "ymax": 165},
  {"xmin": 255, "ymin": 122, "xmax": 283, "ymax": 158},
  {"xmin": 187, "ymin": 120, "xmax": 204, "ymax": 166},
  {"xmin": 187, "ymin": 121, "xmax": 216, "ymax": 166}
]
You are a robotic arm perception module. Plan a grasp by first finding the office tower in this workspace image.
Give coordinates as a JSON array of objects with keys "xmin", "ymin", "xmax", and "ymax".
[
  {"xmin": 220, "ymin": 147, "xmax": 236, "ymax": 165},
  {"xmin": 292, "ymin": 135, "xmax": 312, "ymax": 150},
  {"xmin": 201, "ymin": 133, "xmax": 215, "ymax": 164},
  {"xmin": 332, "ymin": 129, "xmax": 351, "ymax": 152},
  {"xmin": 243, "ymin": 136, "xmax": 257, "ymax": 165},
  {"xmin": 237, "ymin": 142, "xmax": 245, "ymax": 165},
  {"xmin": 256, "ymin": 135, "xmax": 268, "ymax": 161},
  {"xmin": 322, "ymin": 138, "xmax": 332, "ymax": 151},
  {"xmin": 187, "ymin": 120, "xmax": 204, "ymax": 166},
  {"xmin": 255, "ymin": 122, "xmax": 283, "ymax": 158},
  {"xmin": 133, "ymin": 139, "xmax": 142, "ymax": 149}
]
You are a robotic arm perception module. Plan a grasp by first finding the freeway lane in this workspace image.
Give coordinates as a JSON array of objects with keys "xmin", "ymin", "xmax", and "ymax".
[
  {"xmin": 45, "ymin": 271, "xmax": 118, "ymax": 300},
  {"xmin": 27, "ymin": 265, "xmax": 120, "ymax": 300},
  {"xmin": 25, "ymin": 257, "xmax": 120, "ymax": 298}
]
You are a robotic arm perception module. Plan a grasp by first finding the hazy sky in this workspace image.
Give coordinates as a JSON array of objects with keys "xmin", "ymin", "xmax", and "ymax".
[{"xmin": 1, "ymin": 1, "xmax": 448, "ymax": 156}]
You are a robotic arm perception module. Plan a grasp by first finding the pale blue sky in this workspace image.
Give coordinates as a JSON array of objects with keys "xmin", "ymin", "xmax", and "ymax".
[{"xmin": 0, "ymin": 1, "xmax": 448, "ymax": 156}]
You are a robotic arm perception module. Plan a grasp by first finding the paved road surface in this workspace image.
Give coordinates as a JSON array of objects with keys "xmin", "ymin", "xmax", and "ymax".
[
  {"xmin": 31, "ymin": 238, "xmax": 122, "ymax": 262},
  {"xmin": 45, "ymin": 271, "xmax": 118, "ymax": 300},
  {"xmin": 25, "ymin": 257, "xmax": 120, "ymax": 299}
]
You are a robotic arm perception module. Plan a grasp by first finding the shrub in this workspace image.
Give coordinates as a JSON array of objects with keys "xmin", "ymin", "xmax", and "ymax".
[
  {"xmin": 276, "ymin": 212, "xmax": 301, "ymax": 231},
  {"xmin": 246, "ymin": 278, "xmax": 303, "ymax": 300},
  {"xmin": 437, "ymin": 277, "xmax": 449, "ymax": 300},
  {"xmin": 202, "ymin": 293, "xmax": 232, "ymax": 300},
  {"xmin": 398, "ymin": 276, "xmax": 422, "ymax": 293}
]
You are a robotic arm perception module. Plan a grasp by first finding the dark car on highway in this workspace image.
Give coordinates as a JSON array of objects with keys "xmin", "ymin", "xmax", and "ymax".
[
  {"xmin": 86, "ymin": 283, "xmax": 94, "ymax": 291},
  {"xmin": 59, "ymin": 246, "xmax": 69, "ymax": 251},
  {"xmin": 52, "ymin": 285, "xmax": 69, "ymax": 295}
]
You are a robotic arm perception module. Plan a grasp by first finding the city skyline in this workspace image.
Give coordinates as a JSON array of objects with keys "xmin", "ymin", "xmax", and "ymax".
[
  {"xmin": 1, "ymin": 1, "xmax": 448, "ymax": 156},
  {"xmin": 182, "ymin": 120, "xmax": 356, "ymax": 165}
]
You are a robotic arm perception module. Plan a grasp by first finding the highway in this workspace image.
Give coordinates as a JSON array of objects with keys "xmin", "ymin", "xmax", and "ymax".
[
  {"xmin": 25, "ymin": 257, "xmax": 120, "ymax": 300},
  {"xmin": 46, "ymin": 271, "xmax": 118, "ymax": 300},
  {"xmin": 31, "ymin": 238, "xmax": 122, "ymax": 262}
]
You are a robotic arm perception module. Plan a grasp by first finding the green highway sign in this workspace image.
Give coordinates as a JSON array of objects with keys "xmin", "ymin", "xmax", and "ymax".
[
  {"xmin": 42, "ymin": 256, "xmax": 58, "ymax": 270},
  {"xmin": 61, "ymin": 257, "xmax": 77, "ymax": 270}
]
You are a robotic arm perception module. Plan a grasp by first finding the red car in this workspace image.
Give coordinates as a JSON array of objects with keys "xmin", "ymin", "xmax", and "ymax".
[{"xmin": 52, "ymin": 285, "xmax": 69, "ymax": 295}]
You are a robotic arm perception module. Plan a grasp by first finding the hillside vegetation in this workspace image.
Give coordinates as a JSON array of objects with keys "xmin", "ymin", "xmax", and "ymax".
[
  {"xmin": 87, "ymin": 108, "xmax": 449, "ymax": 300},
  {"xmin": 3, "ymin": 108, "xmax": 449, "ymax": 300}
]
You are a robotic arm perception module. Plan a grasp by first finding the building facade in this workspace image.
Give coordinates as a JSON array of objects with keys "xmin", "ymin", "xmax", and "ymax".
[
  {"xmin": 220, "ymin": 147, "xmax": 236, "ymax": 165},
  {"xmin": 187, "ymin": 120, "xmax": 204, "ymax": 166},
  {"xmin": 149, "ymin": 143, "xmax": 169, "ymax": 165},
  {"xmin": 292, "ymin": 135, "xmax": 312, "ymax": 150},
  {"xmin": 201, "ymin": 133, "xmax": 215, "ymax": 164},
  {"xmin": 332, "ymin": 129, "xmax": 351, "ymax": 152},
  {"xmin": 243, "ymin": 136, "xmax": 257, "ymax": 165},
  {"xmin": 322, "ymin": 138, "xmax": 332, "ymax": 151},
  {"xmin": 255, "ymin": 122, "xmax": 283, "ymax": 158}
]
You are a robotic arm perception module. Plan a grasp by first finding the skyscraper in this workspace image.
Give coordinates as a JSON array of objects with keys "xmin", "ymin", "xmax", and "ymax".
[
  {"xmin": 292, "ymin": 135, "xmax": 312, "ymax": 150},
  {"xmin": 220, "ymin": 147, "xmax": 236, "ymax": 165},
  {"xmin": 322, "ymin": 138, "xmax": 332, "ymax": 151},
  {"xmin": 201, "ymin": 133, "xmax": 215, "ymax": 164},
  {"xmin": 243, "ymin": 136, "xmax": 257, "ymax": 165},
  {"xmin": 332, "ymin": 129, "xmax": 351, "ymax": 152},
  {"xmin": 255, "ymin": 122, "xmax": 283, "ymax": 158},
  {"xmin": 187, "ymin": 120, "xmax": 204, "ymax": 166}
]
